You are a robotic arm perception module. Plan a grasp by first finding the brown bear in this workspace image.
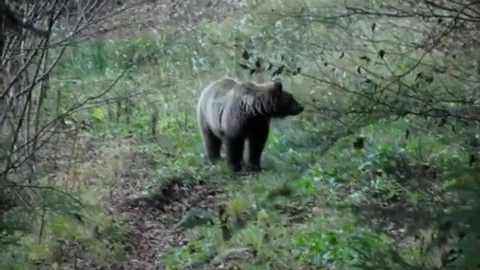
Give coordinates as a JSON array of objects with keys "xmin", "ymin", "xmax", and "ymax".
[{"xmin": 196, "ymin": 77, "xmax": 304, "ymax": 173}]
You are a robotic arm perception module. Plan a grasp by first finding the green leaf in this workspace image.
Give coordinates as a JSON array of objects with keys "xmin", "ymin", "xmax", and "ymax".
[{"xmin": 91, "ymin": 107, "xmax": 105, "ymax": 121}]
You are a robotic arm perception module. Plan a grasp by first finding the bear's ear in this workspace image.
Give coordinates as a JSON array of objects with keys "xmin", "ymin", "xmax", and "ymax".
[{"xmin": 272, "ymin": 79, "xmax": 283, "ymax": 96}]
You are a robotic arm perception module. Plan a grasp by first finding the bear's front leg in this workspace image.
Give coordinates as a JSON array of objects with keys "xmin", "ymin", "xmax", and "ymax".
[
  {"xmin": 246, "ymin": 123, "xmax": 269, "ymax": 172},
  {"xmin": 225, "ymin": 136, "xmax": 245, "ymax": 173}
]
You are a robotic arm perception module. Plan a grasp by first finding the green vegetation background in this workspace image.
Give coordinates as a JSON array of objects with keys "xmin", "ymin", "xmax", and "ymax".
[{"xmin": 2, "ymin": 0, "xmax": 479, "ymax": 269}]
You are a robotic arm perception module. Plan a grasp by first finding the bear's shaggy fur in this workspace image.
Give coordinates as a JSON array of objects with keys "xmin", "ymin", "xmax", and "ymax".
[{"xmin": 196, "ymin": 77, "xmax": 304, "ymax": 173}]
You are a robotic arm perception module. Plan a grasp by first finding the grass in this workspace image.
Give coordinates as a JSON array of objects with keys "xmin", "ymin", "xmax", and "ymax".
[{"xmin": 2, "ymin": 0, "xmax": 477, "ymax": 269}]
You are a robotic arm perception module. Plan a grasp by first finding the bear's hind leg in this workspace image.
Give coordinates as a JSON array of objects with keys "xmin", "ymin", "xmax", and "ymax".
[
  {"xmin": 201, "ymin": 127, "xmax": 222, "ymax": 163},
  {"xmin": 246, "ymin": 123, "xmax": 269, "ymax": 171},
  {"xmin": 225, "ymin": 136, "xmax": 245, "ymax": 173}
]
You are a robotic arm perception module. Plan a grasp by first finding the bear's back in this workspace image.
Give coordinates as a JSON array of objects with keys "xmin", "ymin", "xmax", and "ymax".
[{"xmin": 200, "ymin": 77, "xmax": 239, "ymax": 101}]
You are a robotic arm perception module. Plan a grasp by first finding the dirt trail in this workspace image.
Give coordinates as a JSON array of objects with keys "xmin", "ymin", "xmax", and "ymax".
[{"xmin": 107, "ymin": 155, "xmax": 225, "ymax": 269}]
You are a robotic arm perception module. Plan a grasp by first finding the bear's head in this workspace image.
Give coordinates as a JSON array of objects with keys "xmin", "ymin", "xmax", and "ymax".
[{"xmin": 269, "ymin": 79, "xmax": 304, "ymax": 118}]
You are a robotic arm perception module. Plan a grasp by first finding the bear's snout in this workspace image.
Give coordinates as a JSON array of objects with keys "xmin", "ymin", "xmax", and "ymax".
[{"xmin": 293, "ymin": 104, "xmax": 304, "ymax": 115}]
